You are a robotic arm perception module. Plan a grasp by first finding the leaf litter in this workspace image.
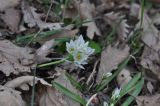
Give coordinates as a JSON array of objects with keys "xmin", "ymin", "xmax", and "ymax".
[{"xmin": 0, "ymin": 0, "xmax": 160, "ymax": 106}]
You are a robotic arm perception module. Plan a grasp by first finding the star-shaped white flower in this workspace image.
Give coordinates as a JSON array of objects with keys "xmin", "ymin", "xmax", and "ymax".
[
  {"xmin": 66, "ymin": 35, "xmax": 95, "ymax": 69},
  {"xmin": 111, "ymin": 88, "xmax": 121, "ymax": 100}
]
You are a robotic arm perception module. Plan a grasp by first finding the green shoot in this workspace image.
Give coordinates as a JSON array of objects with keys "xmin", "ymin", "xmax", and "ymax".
[
  {"xmin": 52, "ymin": 81, "xmax": 87, "ymax": 106},
  {"xmin": 96, "ymin": 56, "xmax": 131, "ymax": 92}
]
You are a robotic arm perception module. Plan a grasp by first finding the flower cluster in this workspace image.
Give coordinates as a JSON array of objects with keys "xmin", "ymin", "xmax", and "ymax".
[{"xmin": 66, "ymin": 35, "xmax": 95, "ymax": 69}]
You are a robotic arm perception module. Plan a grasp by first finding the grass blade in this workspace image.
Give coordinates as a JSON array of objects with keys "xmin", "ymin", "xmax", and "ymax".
[
  {"xmin": 15, "ymin": 29, "xmax": 62, "ymax": 44},
  {"xmin": 52, "ymin": 81, "xmax": 87, "ymax": 106},
  {"xmin": 120, "ymin": 72, "xmax": 141, "ymax": 95},
  {"xmin": 122, "ymin": 78, "xmax": 144, "ymax": 106},
  {"xmin": 96, "ymin": 56, "xmax": 131, "ymax": 92},
  {"xmin": 112, "ymin": 72, "xmax": 143, "ymax": 105},
  {"xmin": 65, "ymin": 72, "xmax": 82, "ymax": 90}
]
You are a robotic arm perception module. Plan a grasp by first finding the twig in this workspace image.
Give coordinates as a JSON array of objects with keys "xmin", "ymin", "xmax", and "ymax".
[
  {"xmin": 86, "ymin": 59, "xmax": 100, "ymax": 85},
  {"xmin": 30, "ymin": 1, "xmax": 53, "ymax": 106},
  {"xmin": 25, "ymin": 0, "xmax": 53, "ymax": 47}
]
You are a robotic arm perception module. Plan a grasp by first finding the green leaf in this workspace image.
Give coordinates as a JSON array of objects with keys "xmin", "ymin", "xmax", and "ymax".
[
  {"xmin": 65, "ymin": 72, "xmax": 82, "ymax": 90},
  {"xmin": 112, "ymin": 73, "xmax": 143, "ymax": 105},
  {"xmin": 122, "ymin": 78, "xmax": 144, "ymax": 106},
  {"xmin": 88, "ymin": 40, "xmax": 102, "ymax": 54},
  {"xmin": 96, "ymin": 56, "xmax": 131, "ymax": 92},
  {"xmin": 120, "ymin": 72, "xmax": 141, "ymax": 95},
  {"xmin": 15, "ymin": 29, "xmax": 62, "ymax": 44},
  {"xmin": 52, "ymin": 81, "xmax": 87, "ymax": 106}
]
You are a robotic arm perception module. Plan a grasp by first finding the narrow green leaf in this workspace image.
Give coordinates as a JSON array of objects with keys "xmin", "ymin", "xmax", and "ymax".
[
  {"xmin": 88, "ymin": 40, "xmax": 102, "ymax": 54},
  {"xmin": 65, "ymin": 72, "xmax": 82, "ymax": 90},
  {"xmin": 52, "ymin": 81, "xmax": 87, "ymax": 106},
  {"xmin": 112, "ymin": 73, "xmax": 143, "ymax": 105},
  {"xmin": 120, "ymin": 72, "xmax": 141, "ymax": 95},
  {"xmin": 15, "ymin": 29, "xmax": 62, "ymax": 44},
  {"xmin": 122, "ymin": 78, "xmax": 144, "ymax": 106},
  {"xmin": 96, "ymin": 56, "xmax": 131, "ymax": 92}
]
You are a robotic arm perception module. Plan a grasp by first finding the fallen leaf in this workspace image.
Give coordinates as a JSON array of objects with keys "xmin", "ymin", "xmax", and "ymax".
[
  {"xmin": 0, "ymin": 0, "xmax": 20, "ymax": 11},
  {"xmin": 22, "ymin": 2, "xmax": 62, "ymax": 30},
  {"xmin": 36, "ymin": 39, "xmax": 57, "ymax": 63},
  {"xmin": 38, "ymin": 29, "xmax": 78, "ymax": 44},
  {"xmin": 138, "ymin": 10, "xmax": 160, "ymax": 80},
  {"xmin": 38, "ymin": 67, "xmax": 81, "ymax": 106},
  {"xmin": 138, "ymin": 11, "xmax": 160, "ymax": 52},
  {"xmin": 4, "ymin": 76, "xmax": 51, "ymax": 91},
  {"xmin": 0, "ymin": 85, "xmax": 26, "ymax": 106},
  {"xmin": 151, "ymin": 12, "xmax": 160, "ymax": 25},
  {"xmin": 146, "ymin": 81, "xmax": 154, "ymax": 94},
  {"xmin": 136, "ymin": 94, "xmax": 160, "ymax": 106},
  {"xmin": 130, "ymin": 3, "xmax": 140, "ymax": 17},
  {"xmin": 104, "ymin": 12, "xmax": 129, "ymax": 41},
  {"xmin": 140, "ymin": 46, "xmax": 160, "ymax": 80},
  {"xmin": 117, "ymin": 68, "xmax": 132, "ymax": 88},
  {"xmin": 0, "ymin": 40, "xmax": 35, "ymax": 76},
  {"xmin": 1, "ymin": 8, "xmax": 21, "ymax": 32},
  {"xmin": 38, "ymin": 86, "xmax": 70, "ymax": 106},
  {"xmin": 54, "ymin": 67, "xmax": 81, "ymax": 106},
  {"xmin": 73, "ymin": 0, "xmax": 101, "ymax": 39},
  {"xmin": 96, "ymin": 0, "xmax": 114, "ymax": 13},
  {"xmin": 96, "ymin": 43, "xmax": 130, "ymax": 83},
  {"xmin": 83, "ymin": 22, "xmax": 101, "ymax": 39}
]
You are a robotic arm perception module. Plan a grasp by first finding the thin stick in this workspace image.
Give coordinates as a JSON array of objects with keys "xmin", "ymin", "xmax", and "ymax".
[
  {"xmin": 26, "ymin": 0, "xmax": 53, "ymax": 47},
  {"xmin": 30, "ymin": 1, "xmax": 53, "ymax": 106},
  {"xmin": 31, "ymin": 68, "xmax": 36, "ymax": 106}
]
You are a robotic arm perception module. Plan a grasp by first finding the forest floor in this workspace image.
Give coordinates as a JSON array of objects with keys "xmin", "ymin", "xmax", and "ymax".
[{"xmin": 0, "ymin": 0, "xmax": 160, "ymax": 106}]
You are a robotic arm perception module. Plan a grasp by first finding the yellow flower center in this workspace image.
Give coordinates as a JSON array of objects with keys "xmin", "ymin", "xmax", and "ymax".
[
  {"xmin": 70, "ymin": 48, "xmax": 74, "ymax": 52},
  {"xmin": 76, "ymin": 53, "xmax": 82, "ymax": 61}
]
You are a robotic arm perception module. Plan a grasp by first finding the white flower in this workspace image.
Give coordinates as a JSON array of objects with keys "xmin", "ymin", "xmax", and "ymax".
[
  {"xmin": 105, "ymin": 72, "xmax": 112, "ymax": 77},
  {"xmin": 66, "ymin": 40, "xmax": 76, "ymax": 54},
  {"xmin": 110, "ymin": 103, "xmax": 114, "ymax": 106},
  {"xmin": 103, "ymin": 101, "xmax": 109, "ymax": 106},
  {"xmin": 111, "ymin": 88, "xmax": 121, "ymax": 100},
  {"xmin": 66, "ymin": 35, "xmax": 95, "ymax": 69}
]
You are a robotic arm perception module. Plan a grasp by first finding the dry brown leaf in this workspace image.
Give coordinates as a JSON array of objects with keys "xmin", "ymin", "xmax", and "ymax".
[
  {"xmin": 146, "ymin": 81, "xmax": 154, "ymax": 94},
  {"xmin": 38, "ymin": 67, "xmax": 81, "ymax": 106},
  {"xmin": 0, "ymin": 40, "xmax": 35, "ymax": 76},
  {"xmin": 39, "ymin": 86, "xmax": 69, "ymax": 106},
  {"xmin": 38, "ymin": 29, "xmax": 78, "ymax": 44},
  {"xmin": 96, "ymin": 0, "xmax": 114, "ymax": 12},
  {"xmin": 54, "ymin": 67, "xmax": 81, "ymax": 106},
  {"xmin": 0, "ymin": 0, "xmax": 20, "ymax": 11},
  {"xmin": 1, "ymin": 8, "xmax": 20, "ymax": 32},
  {"xmin": 96, "ymin": 43, "xmax": 130, "ymax": 83},
  {"xmin": 136, "ymin": 94, "xmax": 160, "ymax": 106},
  {"xmin": 21, "ymin": 1, "xmax": 62, "ymax": 30},
  {"xmin": 138, "ymin": 11, "xmax": 160, "ymax": 52},
  {"xmin": 152, "ymin": 13, "xmax": 160, "ymax": 25},
  {"xmin": 130, "ymin": 3, "xmax": 140, "ymax": 17},
  {"xmin": 73, "ymin": 0, "xmax": 101, "ymax": 39},
  {"xmin": 4, "ymin": 76, "xmax": 51, "ymax": 91},
  {"xmin": 140, "ymin": 47, "xmax": 160, "ymax": 80},
  {"xmin": 0, "ymin": 85, "xmax": 26, "ymax": 106},
  {"xmin": 96, "ymin": 0, "xmax": 129, "ymax": 12},
  {"xmin": 83, "ymin": 22, "xmax": 101, "ymax": 39},
  {"xmin": 36, "ymin": 39, "xmax": 57, "ymax": 63},
  {"xmin": 138, "ymin": 10, "xmax": 160, "ymax": 80},
  {"xmin": 104, "ymin": 12, "xmax": 129, "ymax": 41},
  {"xmin": 117, "ymin": 68, "xmax": 132, "ymax": 88}
]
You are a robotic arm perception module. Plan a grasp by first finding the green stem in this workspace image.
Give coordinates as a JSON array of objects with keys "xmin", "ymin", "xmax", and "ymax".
[
  {"xmin": 37, "ymin": 59, "xmax": 66, "ymax": 68},
  {"xmin": 31, "ymin": 68, "xmax": 36, "ymax": 106},
  {"xmin": 140, "ymin": 0, "xmax": 145, "ymax": 28}
]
